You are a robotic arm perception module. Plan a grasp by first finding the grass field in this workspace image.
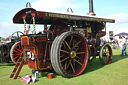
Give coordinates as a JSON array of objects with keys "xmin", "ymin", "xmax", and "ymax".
[{"xmin": 0, "ymin": 48, "xmax": 128, "ymax": 85}]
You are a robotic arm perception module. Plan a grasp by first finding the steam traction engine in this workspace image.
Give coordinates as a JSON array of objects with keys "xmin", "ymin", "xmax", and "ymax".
[
  {"xmin": 0, "ymin": 31, "xmax": 24, "ymax": 63},
  {"xmin": 10, "ymin": 1, "xmax": 115, "ymax": 79}
]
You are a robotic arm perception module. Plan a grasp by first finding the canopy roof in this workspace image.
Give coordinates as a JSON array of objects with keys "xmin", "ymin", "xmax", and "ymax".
[
  {"xmin": 114, "ymin": 32, "xmax": 128, "ymax": 36},
  {"xmin": 13, "ymin": 8, "xmax": 115, "ymax": 24}
]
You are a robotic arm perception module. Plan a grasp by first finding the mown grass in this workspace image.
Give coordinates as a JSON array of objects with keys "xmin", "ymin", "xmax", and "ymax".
[{"xmin": 0, "ymin": 48, "xmax": 128, "ymax": 85}]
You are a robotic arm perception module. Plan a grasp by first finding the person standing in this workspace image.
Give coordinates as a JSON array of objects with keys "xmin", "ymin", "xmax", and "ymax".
[
  {"xmin": 118, "ymin": 36, "xmax": 122, "ymax": 49},
  {"xmin": 100, "ymin": 37, "xmax": 104, "ymax": 46},
  {"xmin": 121, "ymin": 36, "xmax": 127, "ymax": 56}
]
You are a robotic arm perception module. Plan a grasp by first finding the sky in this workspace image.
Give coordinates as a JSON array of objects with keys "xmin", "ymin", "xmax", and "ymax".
[{"xmin": 0, "ymin": 0, "xmax": 128, "ymax": 38}]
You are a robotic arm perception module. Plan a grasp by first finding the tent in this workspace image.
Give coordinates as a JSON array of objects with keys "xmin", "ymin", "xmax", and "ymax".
[{"xmin": 114, "ymin": 32, "xmax": 128, "ymax": 36}]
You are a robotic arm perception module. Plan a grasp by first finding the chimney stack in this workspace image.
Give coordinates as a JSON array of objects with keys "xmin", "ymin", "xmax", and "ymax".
[{"xmin": 89, "ymin": 0, "xmax": 96, "ymax": 16}]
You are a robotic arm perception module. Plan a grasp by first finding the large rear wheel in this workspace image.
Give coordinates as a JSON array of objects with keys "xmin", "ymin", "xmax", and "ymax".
[{"xmin": 50, "ymin": 31, "xmax": 88, "ymax": 77}]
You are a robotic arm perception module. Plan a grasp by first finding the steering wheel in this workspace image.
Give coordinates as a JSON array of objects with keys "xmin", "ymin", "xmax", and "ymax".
[{"xmin": 10, "ymin": 31, "xmax": 24, "ymax": 42}]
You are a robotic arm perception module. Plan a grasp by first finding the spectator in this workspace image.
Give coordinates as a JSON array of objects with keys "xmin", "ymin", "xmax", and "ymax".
[
  {"xmin": 118, "ymin": 36, "xmax": 122, "ymax": 49},
  {"xmin": 100, "ymin": 37, "xmax": 104, "ymax": 46},
  {"xmin": 121, "ymin": 36, "xmax": 127, "ymax": 56}
]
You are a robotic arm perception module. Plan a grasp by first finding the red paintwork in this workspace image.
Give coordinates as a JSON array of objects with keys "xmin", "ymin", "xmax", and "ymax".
[
  {"xmin": 36, "ymin": 37, "xmax": 47, "ymax": 42},
  {"xmin": 21, "ymin": 35, "xmax": 51, "ymax": 70},
  {"xmin": 13, "ymin": 8, "xmax": 36, "ymax": 23}
]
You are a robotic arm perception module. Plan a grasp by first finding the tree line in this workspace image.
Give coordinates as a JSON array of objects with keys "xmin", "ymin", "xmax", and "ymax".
[{"xmin": 0, "ymin": 37, "xmax": 8, "ymax": 42}]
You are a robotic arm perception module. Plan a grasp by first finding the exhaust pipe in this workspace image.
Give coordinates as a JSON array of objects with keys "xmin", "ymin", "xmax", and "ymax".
[{"xmin": 89, "ymin": 0, "xmax": 96, "ymax": 16}]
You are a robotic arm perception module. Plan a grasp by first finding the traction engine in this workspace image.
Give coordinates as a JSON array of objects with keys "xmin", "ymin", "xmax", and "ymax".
[{"xmin": 10, "ymin": 0, "xmax": 115, "ymax": 78}]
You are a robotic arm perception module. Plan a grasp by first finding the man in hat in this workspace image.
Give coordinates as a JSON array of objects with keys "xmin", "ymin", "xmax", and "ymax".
[{"xmin": 121, "ymin": 36, "xmax": 127, "ymax": 56}]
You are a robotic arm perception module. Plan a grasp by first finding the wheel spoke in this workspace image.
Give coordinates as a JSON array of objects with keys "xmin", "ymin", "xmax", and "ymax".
[
  {"xmin": 69, "ymin": 36, "xmax": 73, "ymax": 46},
  {"xmin": 62, "ymin": 42, "xmax": 66, "ymax": 50},
  {"xmin": 75, "ymin": 47, "xmax": 79, "ymax": 52},
  {"xmin": 65, "ymin": 60, "xmax": 68, "ymax": 70},
  {"xmin": 14, "ymin": 54, "xmax": 20, "ymax": 56},
  {"xmin": 66, "ymin": 59, "xmax": 72, "ymax": 70},
  {"xmin": 60, "ymin": 50, "xmax": 69, "ymax": 54},
  {"xmin": 60, "ymin": 55, "xmax": 65, "ymax": 58},
  {"xmin": 76, "ymin": 52, "xmax": 85, "ymax": 55},
  {"xmin": 73, "ymin": 59, "xmax": 76, "ymax": 68},
  {"xmin": 71, "ymin": 63, "xmax": 75, "ymax": 73},
  {"xmin": 73, "ymin": 40, "xmax": 75, "ymax": 48},
  {"xmin": 64, "ymin": 40, "xmax": 71, "ymax": 50},
  {"xmin": 15, "ymin": 48, "xmax": 22, "ymax": 52},
  {"xmin": 74, "ymin": 59, "xmax": 82, "ymax": 66},
  {"xmin": 76, "ymin": 56, "xmax": 80, "ymax": 59},
  {"xmin": 74, "ymin": 41, "xmax": 81, "ymax": 48},
  {"xmin": 14, "ymin": 56, "xmax": 19, "ymax": 60},
  {"xmin": 61, "ymin": 57, "xmax": 70, "ymax": 62},
  {"xmin": 17, "ymin": 32, "xmax": 19, "ymax": 38},
  {"xmin": 14, "ymin": 50, "xmax": 18, "ymax": 53},
  {"xmin": 19, "ymin": 45, "xmax": 22, "ymax": 49}
]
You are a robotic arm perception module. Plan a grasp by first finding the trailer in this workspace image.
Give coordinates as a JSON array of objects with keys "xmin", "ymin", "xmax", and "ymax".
[{"xmin": 10, "ymin": 0, "xmax": 115, "ymax": 79}]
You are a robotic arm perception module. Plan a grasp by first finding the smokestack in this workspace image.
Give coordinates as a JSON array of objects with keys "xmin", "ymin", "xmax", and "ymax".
[{"xmin": 89, "ymin": 0, "xmax": 96, "ymax": 16}]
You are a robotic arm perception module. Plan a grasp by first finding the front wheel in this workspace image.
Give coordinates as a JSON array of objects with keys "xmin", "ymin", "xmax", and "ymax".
[
  {"xmin": 50, "ymin": 31, "xmax": 88, "ymax": 77},
  {"xmin": 10, "ymin": 41, "xmax": 23, "ymax": 64},
  {"xmin": 99, "ymin": 43, "xmax": 112, "ymax": 65}
]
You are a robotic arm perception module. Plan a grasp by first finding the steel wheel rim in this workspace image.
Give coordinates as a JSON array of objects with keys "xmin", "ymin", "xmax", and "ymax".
[
  {"xmin": 101, "ymin": 45, "xmax": 112, "ymax": 64},
  {"xmin": 11, "ymin": 42, "xmax": 23, "ymax": 63}
]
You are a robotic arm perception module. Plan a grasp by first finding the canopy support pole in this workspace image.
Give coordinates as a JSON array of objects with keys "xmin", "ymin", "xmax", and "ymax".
[
  {"xmin": 23, "ymin": 20, "xmax": 27, "ymax": 35},
  {"xmin": 33, "ymin": 17, "xmax": 36, "ymax": 34}
]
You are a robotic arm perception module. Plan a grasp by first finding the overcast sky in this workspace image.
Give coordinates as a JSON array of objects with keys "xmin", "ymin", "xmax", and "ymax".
[{"xmin": 0, "ymin": 0, "xmax": 128, "ymax": 37}]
